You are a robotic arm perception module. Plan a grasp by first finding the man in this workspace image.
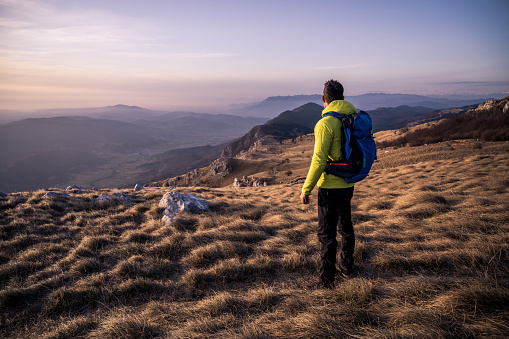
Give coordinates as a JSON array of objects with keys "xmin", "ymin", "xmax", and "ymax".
[{"xmin": 301, "ymin": 79, "xmax": 356, "ymax": 289}]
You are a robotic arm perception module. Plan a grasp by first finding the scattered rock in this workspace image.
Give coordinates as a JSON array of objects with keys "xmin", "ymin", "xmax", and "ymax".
[
  {"xmin": 159, "ymin": 191, "xmax": 209, "ymax": 225},
  {"xmin": 111, "ymin": 193, "xmax": 133, "ymax": 204},
  {"xmin": 233, "ymin": 176, "xmax": 268, "ymax": 188},
  {"xmin": 209, "ymin": 157, "xmax": 232, "ymax": 177},
  {"xmin": 133, "ymin": 184, "xmax": 144, "ymax": 192},
  {"xmin": 44, "ymin": 192, "xmax": 71, "ymax": 199},
  {"xmin": 95, "ymin": 193, "xmax": 133, "ymax": 204},
  {"xmin": 66, "ymin": 185, "xmax": 84, "ymax": 192},
  {"xmin": 233, "ymin": 178, "xmax": 245, "ymax": 188}
]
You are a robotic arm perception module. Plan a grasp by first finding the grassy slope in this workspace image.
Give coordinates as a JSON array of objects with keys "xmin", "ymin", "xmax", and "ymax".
[{"xmin": 1, "ymin": 136, "xmax": 508, "ymax": 338}]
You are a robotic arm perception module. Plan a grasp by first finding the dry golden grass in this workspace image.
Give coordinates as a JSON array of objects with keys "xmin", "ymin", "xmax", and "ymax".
[{"xmin": 1, "ymin": 138, "xmax": 508, "ymax": 338}]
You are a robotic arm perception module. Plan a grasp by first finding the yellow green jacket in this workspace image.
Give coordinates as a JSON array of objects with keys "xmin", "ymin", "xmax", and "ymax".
[{"xmin": 301, "ymin": 100, "xmax": 356, "ymax": 195}]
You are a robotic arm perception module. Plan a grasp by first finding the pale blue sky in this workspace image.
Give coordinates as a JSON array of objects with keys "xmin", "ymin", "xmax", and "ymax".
[{"xmin": 1, "ymin": 0, "xmax": 508, "ymax": 110}]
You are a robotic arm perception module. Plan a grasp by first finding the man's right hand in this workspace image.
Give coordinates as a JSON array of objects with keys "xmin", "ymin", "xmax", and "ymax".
[{"xmin": 300, "ymin": 193, "xmax": 310, "ymax": 205}]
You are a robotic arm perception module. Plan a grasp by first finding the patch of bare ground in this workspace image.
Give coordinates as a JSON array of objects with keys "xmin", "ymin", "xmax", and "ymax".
[{"xmin": 1, "ymin": 140, "xmax": 508, "ymax": 338}]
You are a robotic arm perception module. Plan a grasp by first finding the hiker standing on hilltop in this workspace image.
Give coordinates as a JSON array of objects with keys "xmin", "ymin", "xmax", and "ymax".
[{"xmin": 301, "ymin": 79, "xmax": 356, "ymax": 289}]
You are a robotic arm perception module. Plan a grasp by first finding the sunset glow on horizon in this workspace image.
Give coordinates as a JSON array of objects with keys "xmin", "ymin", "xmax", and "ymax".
[{"xmin": 1, "ymin": 0, "xmax": 508, "ymax": 111}]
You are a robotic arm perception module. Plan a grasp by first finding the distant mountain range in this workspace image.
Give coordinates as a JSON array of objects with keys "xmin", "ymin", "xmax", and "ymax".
[
  {"xmin": 1, "ymin": 92, "xmax": 506, "ymax": 192},
  {"xmin": 230, "ymin": 93, "xmax": 506, "ymax": 118},
  {"xmin": 1, "ymin": 93, "xmax": 505, "ymax": 124}
]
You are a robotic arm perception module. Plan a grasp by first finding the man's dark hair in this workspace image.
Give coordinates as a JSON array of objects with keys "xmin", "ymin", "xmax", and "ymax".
[{"xmin": 323, "ymin": 79, "xmax": 344, "ymax": 103}]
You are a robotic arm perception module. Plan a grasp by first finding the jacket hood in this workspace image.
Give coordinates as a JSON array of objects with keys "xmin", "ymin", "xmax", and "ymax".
[{"xmin": 322, "ymin": 100, "xmax": 356, "ymax": 117}]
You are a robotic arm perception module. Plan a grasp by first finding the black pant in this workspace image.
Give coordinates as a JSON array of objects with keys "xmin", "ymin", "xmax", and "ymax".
[{"xmin": 317, "ymin": 186, "xmax": 355, "ymax": 286}]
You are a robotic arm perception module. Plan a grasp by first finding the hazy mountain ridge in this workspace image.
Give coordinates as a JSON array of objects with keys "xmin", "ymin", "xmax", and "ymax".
[
  {"xmin": 229, "ymin": 93, "xmax": 506, "ymax": 118},
  {"xmin": 0, "ymin": 93, "xmax": 504, "ymax": 124},
  {"xmin": 1, "ymin": 93, "xmax": 506, "ymax": 192}
]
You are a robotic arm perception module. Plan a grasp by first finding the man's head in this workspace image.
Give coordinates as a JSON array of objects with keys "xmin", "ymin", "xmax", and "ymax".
[{"xmin": 322, "ymin": 79, "xmax": 344, "ymax": 106}]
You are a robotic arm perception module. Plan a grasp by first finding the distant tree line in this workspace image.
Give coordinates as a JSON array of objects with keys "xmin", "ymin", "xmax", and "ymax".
[{"xmin": 376, "ymin": 104, "xmax": 509, "ymax": 148}]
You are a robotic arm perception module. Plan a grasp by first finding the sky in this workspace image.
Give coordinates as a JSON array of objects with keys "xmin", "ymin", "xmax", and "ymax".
[{"xmin": 0, "ymin": 0, "xmax": 508, "ymax": 111}]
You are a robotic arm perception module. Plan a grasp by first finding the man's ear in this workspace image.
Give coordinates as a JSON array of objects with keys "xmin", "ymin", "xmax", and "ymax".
[{"xmin": 322, "ymin": 95, "xmax": 328, "ymax": 108}]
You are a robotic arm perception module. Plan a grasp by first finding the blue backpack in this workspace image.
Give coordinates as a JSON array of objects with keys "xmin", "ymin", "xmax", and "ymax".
[{"xmin": 323, "ymin": 110, "xmax": 377, "ymax": 183}]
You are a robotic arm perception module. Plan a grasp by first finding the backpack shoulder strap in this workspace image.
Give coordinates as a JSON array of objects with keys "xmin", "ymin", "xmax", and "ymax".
[
  {"xmin": 323, "ymin": 111, "xmax": 356, "ymax": 129},
  {"xmin": 323, "ymin": 111, "xmax": 354, "ymax": 160}
]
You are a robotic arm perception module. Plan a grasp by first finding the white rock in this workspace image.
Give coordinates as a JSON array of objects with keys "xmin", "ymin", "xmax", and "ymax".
[
  {"xmin": 233, "ymin": 178, "xmax": 244, "ymax": 188},
  {"xmin": 159, "ymin": 191, "xmax": 209, "ymax": 216}
]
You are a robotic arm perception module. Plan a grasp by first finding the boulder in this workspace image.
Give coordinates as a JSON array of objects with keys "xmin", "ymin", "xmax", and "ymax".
[
  {"xmin": 133, "ymin": 184, "xmax": 144, "ymax": 192},
  {"xmin": 0, "ymin": 192, "xmax": 7, "ymax": 197},
  {"xmin": 159, "ymin": 191, "xmax": 209, "ymax": 225},
  {"xmin": 96, "ymin": 194, "xmax": 110, "ymax": 202},
  {"xmin": 44, "ymin": 192, "xmax": 71, "ymax": 199}
]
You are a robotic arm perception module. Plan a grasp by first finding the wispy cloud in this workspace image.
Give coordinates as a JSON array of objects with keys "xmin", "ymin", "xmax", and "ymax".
[{"xmin": 0, "ymin": 17, "xmax": 30, "ymax": 27}]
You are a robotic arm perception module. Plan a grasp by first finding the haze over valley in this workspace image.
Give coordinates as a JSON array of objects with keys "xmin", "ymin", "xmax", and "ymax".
[{"xmin": 0, "ymin": 92, "xmax": 506, "ymax": 193}]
